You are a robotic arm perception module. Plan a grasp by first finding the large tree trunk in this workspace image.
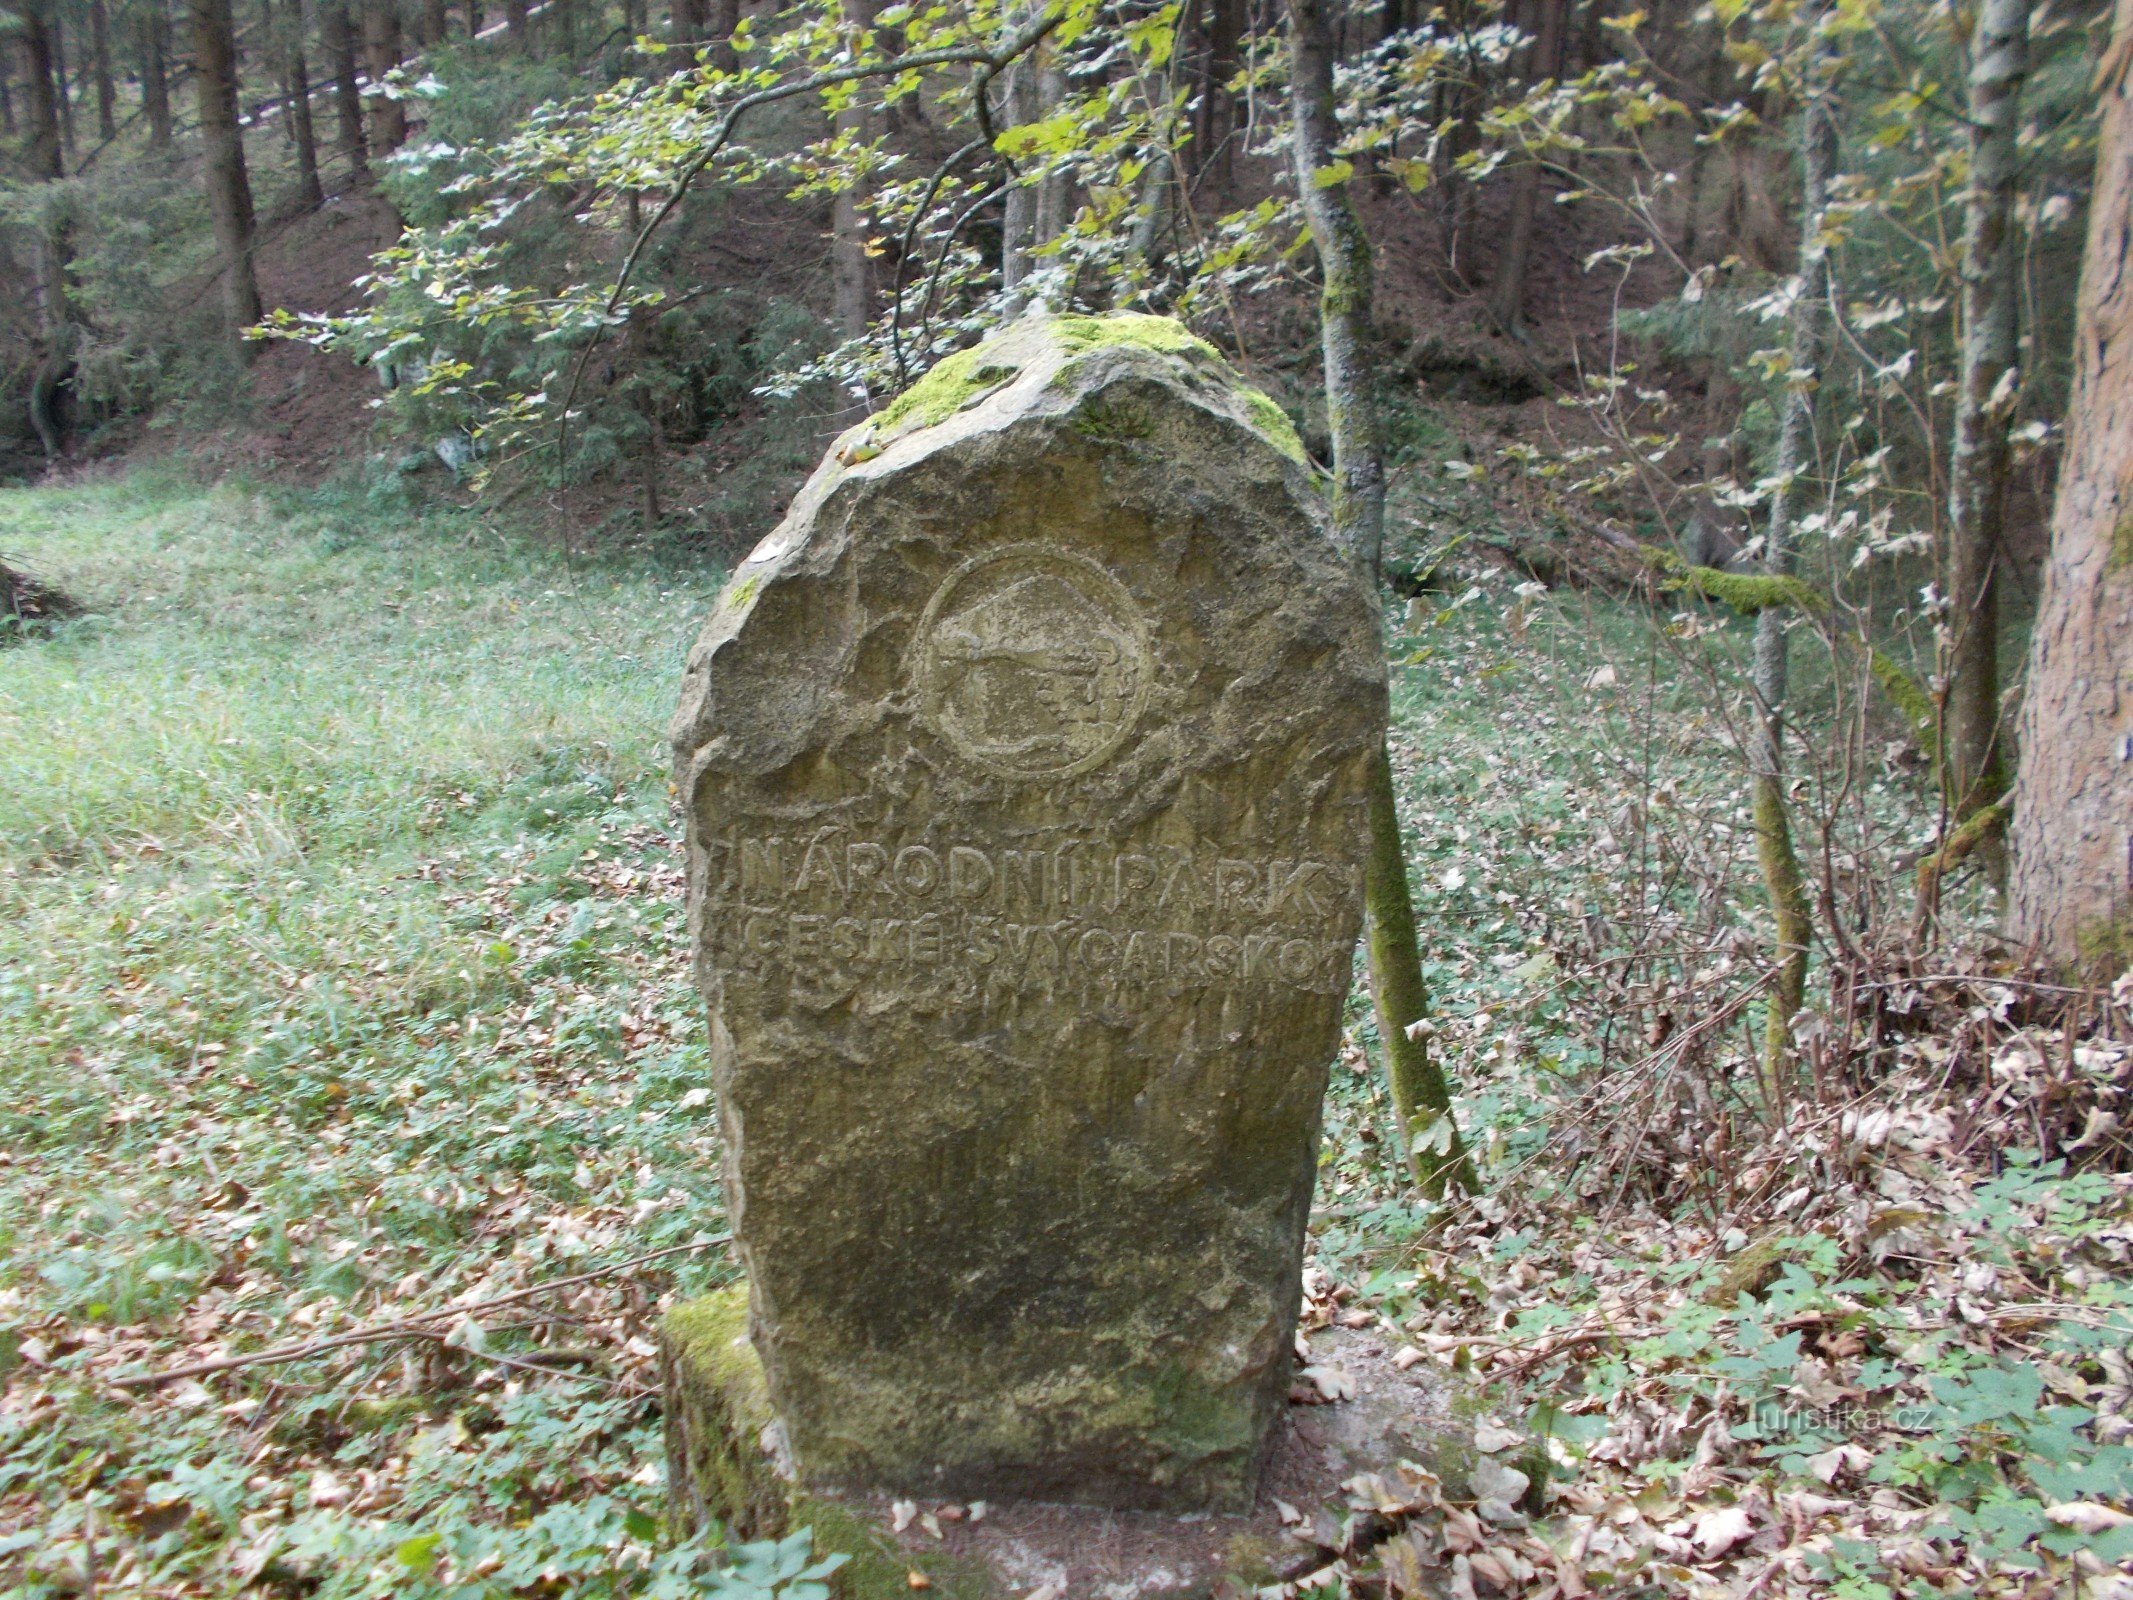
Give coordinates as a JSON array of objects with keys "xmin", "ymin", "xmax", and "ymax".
[
  {"xmin": 321, "ymin": 0, "xmax": 369, "ymax": 178},
  {"xmin": 1484, "ymin": 0, "xmax": 1567, "ymax": 335},
  {"xmin": 141, "ymin": 0, "xmax": 175, "ymax": 146},
  {"xmin": 1288, "ymin": 0, "xmax": 1473, "ymax": 1197},
  {"xmin": 190, "ymin": 0, "xmax": 265, "ymax": 355},
  {"xmin": 2006, "ymin": 0, "xmax": 2133, "ymax": 974},
  {"xmin": 88, "ymin": 0, "xmax": 117, "ymax": 141},
  {"xmin": 362, "ymin": 0, "xmax": 406, "ymax": 151},
  {"xmin": 19, "ymin": 13, "xmax": 65, "ymax": 185},
  {"xmin": 1747, "ymin": 9, "xmax": 1835, "ymax": 1077},
  {"xmin": 1939, "ymin": 0, "xmax": 2030, "ymax": 880}
]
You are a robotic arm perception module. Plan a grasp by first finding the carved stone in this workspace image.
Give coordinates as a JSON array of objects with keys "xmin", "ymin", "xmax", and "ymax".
[{"xmin": 668, "ymin": 314, "xmax": 1387, "ymax": 1512}]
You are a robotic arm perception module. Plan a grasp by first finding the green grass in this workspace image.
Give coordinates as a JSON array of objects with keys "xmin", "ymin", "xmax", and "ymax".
[{"xmin": 0, "ymin": 472, "xmax": 738, "ymax": 1593}]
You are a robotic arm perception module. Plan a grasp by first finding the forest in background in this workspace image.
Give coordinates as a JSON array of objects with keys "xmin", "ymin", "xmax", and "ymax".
[{"xmin": 4, "ymin": 0, "xmax": 2133, "ymax": 1590}]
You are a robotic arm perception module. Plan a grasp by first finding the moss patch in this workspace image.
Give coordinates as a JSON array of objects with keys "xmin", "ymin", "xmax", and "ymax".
[
  {"xmin": 1240, "ymin": 388, "xmax": 1309, "ymax": 466},
  {"xmin": 1069, "ymin": 395, "xmax": 1156, "ymax": 445},
  {"xmin": 1051, "ymin": 312, "xmax": 1220, "ymax": 361},
  {"xmin": 1055, "ymin": 313, "xmax": 1306, "ymax": 465},
  {"xmin": 718, "ymin": 572, "xmax": 763, "ymax": 616},
  {"xmin": 2075, "ymin": 909, "xmax": 2133, "ymax": 977},
  {"xmin": 1671, "ymin": 564, "xmax": 1826, "ymax": 616},
  {"xmin": 875, "ymin": 349, "xmax": 1023, "ymax": 433}
]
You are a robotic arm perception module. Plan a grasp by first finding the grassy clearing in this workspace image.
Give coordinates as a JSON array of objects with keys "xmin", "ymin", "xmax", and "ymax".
[{"xmin": 0, "ymin": 473, "xmax": 735, "ymax": 1592}]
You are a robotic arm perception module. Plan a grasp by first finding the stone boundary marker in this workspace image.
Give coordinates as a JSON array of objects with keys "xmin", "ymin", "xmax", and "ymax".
[{"xmin": 663, "ymin": 314, "xmax": 1392, "ymax": 1557}]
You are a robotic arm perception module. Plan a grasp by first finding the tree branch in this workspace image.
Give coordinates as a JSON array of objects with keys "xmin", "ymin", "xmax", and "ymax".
[
  {"xmin": 555, "ymin": 5, "xmax": 1068, "ymax": 478},
  {"xmin": 111, "ymin": 1235, "xmax": 730, "ymax": 1389}
]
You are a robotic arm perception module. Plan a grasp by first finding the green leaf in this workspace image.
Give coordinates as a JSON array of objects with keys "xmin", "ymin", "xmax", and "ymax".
[
  {"xmin": 1310, "ymin": 159, "xmax": 1355, "ymax": 190},
  {"xmin": 396, "ymin": 1532, "xmax": 443, "ymax": 1575}
]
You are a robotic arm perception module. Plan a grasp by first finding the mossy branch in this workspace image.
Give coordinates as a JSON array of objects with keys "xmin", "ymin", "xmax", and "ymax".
[
  {"xmin": 1914, "ymin": 798, "xmax": 2010, "ymax": 904},
  {"xmin": 1668, "ymin": 563, "xmax": 1828, "ymax": 617},
  {"xmin": 1868, "ymin": 647, "xmax": 1939, "ymax": 760}
]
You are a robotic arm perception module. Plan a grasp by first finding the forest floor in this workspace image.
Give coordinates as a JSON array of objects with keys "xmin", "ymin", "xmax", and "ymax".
[{"xmin": 1, "ymin": 473, "xmax": 2129, "ymax": 1599}]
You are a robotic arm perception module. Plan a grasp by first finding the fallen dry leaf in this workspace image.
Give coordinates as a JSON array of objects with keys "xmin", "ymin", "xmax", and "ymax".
[{"xmin": 1690, "ymin": 1503, "xmax": 1754, "ymax": 1561}]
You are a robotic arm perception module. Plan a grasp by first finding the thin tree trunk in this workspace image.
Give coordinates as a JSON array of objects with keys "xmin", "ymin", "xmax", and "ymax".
[
  {"xmin": 89, "ymin": 0, "xmax": 117, "ymax": 141},
  {"xmin": 550, "ymin": 0, "xmax": 573, "ymax": 56},
  {"xmin": 466, "ymin": 0, "xmax": 481, "ymax": 41},
  {"xmin": 506, "ymin": 0, "xmax": 529, "ymax": 50},
  {"xmin": 1195, "ymin": 0, "xmax": 1242, "ymax": 188},
  {"xmin": 362, "ymin": 0, "xmax": 406, "ymax": 150},
  {"xmin": 191, "ymin": 0, "xmax": 266, "ymax": 354},
  {"xmin": 1289, "ymin": 0, "xmax": 1474, "ymax": 1197},
  {"xmin": 1033, "ymin": 51, "xmax": 1070, "ymax": 247},
  {"xmin": 423, "ymin": 0, "xmax": 448, "ymax": 45},
  {"xmin": 1939, "ymin": 0, "xmax": 2030, "ymax": 886},
  {"xmin": 2006, "ymin": 0, "xmax": 2133, "ymax": 974},
  {"xmin": 831, "ymin": 0, "xmax": 873, "ymax": 345},
  {"xmin": 1, "ymin": 43, "xmax": 15, "ymax": 136},
  {"xmin": 998, "ymin": 19, "xmax": 1046, "ymax": 307},
  {"xmin": 141, "ymin": 1, "xmax": 175, "ymax": 146},
  {"xmin": 1748, "ymin": 10, "xmax": 1835, "ymax": 1080},
  {"xmin": 52, "ymin": 15, "xmax": 75, "ymax": 159},
  {"xmin": 20, "ymin": 11, "xmax": 78, "ymax": 461},
  {"xmin": 286, "ymin": 3, "xmax": 327, "ymax": 207},
  {"xmin": 1485, "ymin": 0, "xmax": 1567, "ymax": 334},
  {"xmin": 321, "ymin": 0, "xmax": 368, "ymax": 178}
]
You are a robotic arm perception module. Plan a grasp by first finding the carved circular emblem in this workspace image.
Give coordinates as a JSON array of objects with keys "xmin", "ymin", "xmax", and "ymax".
[{"xmin": 912, "ymin": 545, "xmax": 1153, "ymax": 781}]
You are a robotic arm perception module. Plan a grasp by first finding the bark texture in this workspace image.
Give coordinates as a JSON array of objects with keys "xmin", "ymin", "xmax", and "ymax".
[
  {"xmin": 1942, "ymin": 0, "xmax": 2030, "ymax": 865},
  {"xmin": 362, "ymin": 0, "xmax": 407, "ymax": 150},
  {"xmin": 2007, "ymin": 0, "xmax": 2133, "ymax": 973},
  {"xmin": 1748, "ymin": 9, "xmax": 1835, "ymax": 1075},
  {"xmin": 140, "ymin": 3, "xmax": 174, "ymax": 146},
  {"xmin": 88, "ymin": 0, "xmax": 116, "ymax": 142},
  {"xmin": 321, "ymin": 0, "xmax": 369, "ymax": 178},
  {"xmin": 282, "ymin": 0, "xmax": 328, "ymax": 208},
  {"xmin": 18, "ymin": 11, "xmax": 65, "ymax": 186},
  {"xmin": 190, "ymin": 0, "xmax": 265, "ymax": 351}
]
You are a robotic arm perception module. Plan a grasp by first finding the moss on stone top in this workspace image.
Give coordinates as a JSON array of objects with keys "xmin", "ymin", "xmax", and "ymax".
[
  {"xmin": 873, "ymin": 312, "xmax": 1307, "ymax": 470},
  {"xmin": 875, "ymin": 348, "xmax": 1023, "ymax": 433},
  {"xmin": 1050, "ymin": 312, "xmax": 1220, "ymax": 361}
]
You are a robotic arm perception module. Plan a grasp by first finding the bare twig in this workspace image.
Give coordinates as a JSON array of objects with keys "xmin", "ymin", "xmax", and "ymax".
[{"xmin": 112, "ymin": 1235, "xmax": 730, "ymax": 1390}]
